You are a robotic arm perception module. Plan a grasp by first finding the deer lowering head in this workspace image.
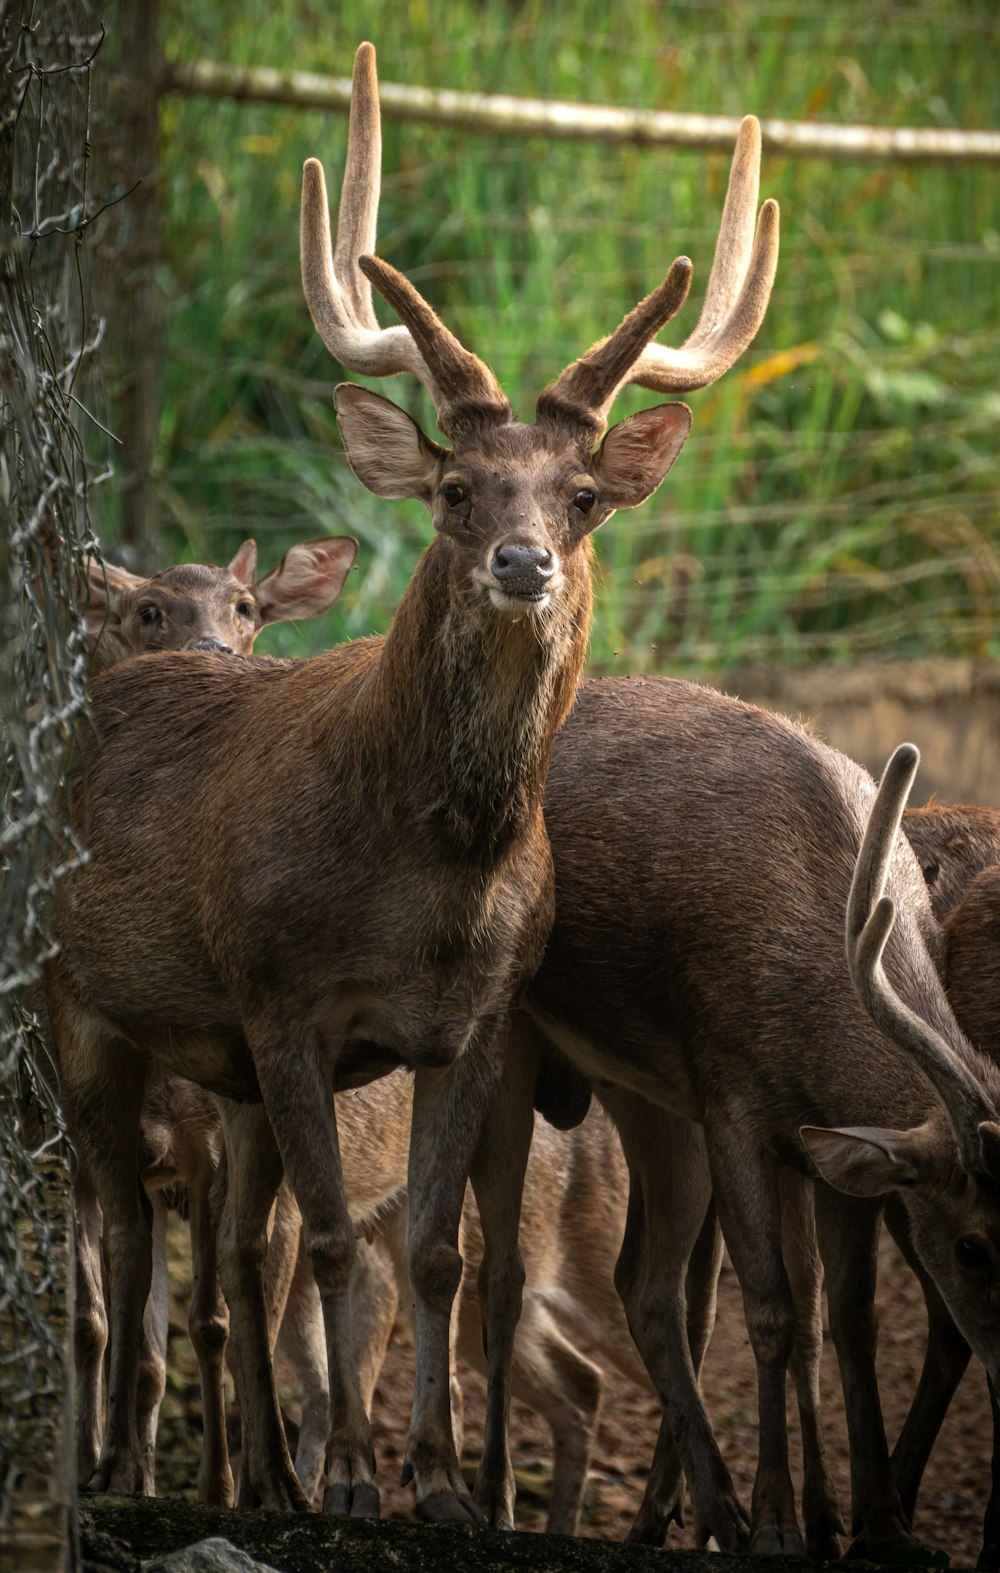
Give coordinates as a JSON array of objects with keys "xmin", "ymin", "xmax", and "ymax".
[
  {"xmin": 805, "ymin": 745, "xmax": 1000, "ymax": 1385},
  {"xmin": 85, "ymin": 536, "xmax": 357, "ymax": 671}
]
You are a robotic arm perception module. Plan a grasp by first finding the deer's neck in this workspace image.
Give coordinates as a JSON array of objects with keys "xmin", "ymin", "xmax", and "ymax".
[{"xmin": 363, "ymin": 542, "xmax": 592, "ymax": 860}]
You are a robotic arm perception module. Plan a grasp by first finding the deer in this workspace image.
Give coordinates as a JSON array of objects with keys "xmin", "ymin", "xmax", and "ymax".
[
  {"xmin": 453, "ymin": 681, "xmax": 1000, "ymax": 1561},
  {"xmin": 71, "ymin": 533, "xmax": 358, "ymax": 1501},
  {"xmin": 84, "ymin": 535, "xmax": 356, "ymax": 671},
  {"xmin": 892, "ymin": 803, "xmax": 1000, "ymax": 1567},
  {"xmin": 44, "ymin": 39, "xmax": 779, "ymax": 1525}
]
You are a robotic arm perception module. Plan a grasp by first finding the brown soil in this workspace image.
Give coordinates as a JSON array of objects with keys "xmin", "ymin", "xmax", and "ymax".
[{"xmin": 154, "ymin": 1214, "xmax": 989, "ymax": 1566}]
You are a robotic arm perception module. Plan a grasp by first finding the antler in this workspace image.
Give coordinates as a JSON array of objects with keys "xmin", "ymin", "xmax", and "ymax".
[
  {"xmin": 539, "ymin": 116, "xmax": 780, "ymax": 434},
  {"xmin": 301, "ymin": 42, "xmax": 510, "ymax": 440},
  {"xmin": 847, "ymin": 743, "xmax": 999, "ymax": 1164}
]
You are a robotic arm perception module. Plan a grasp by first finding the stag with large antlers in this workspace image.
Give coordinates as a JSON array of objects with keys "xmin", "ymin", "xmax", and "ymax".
[{"xmin": 46, "ymin": 41, "xmax": 778, "ymax": 1523}]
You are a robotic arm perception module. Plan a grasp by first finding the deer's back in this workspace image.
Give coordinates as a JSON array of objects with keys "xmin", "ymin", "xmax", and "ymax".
[{"xmin": 532, "ymin": 675, "xmax": 948, "ymax": 1139}]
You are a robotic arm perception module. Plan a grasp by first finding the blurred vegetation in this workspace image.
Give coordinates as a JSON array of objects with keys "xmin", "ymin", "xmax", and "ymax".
[{"xmin": 99, "ymin": 0, "xmax": 999, "ymax": 671}]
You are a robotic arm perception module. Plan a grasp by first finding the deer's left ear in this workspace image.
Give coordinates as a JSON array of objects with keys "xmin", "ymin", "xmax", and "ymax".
[{"xmin": 592, "ymin": 402, "xmax": 692, "ymax": 511}]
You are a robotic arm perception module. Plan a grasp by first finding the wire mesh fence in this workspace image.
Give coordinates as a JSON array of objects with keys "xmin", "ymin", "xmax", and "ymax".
[
  {"xmin": 0, "ymin": 0, "xmax": 106, "ymax": 1558},
  {"xmin": 114, "ymin": 0, "xmax": 999, "ymax": 675}
]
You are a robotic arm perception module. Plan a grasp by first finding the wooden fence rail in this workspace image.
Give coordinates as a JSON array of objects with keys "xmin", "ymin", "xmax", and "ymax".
[{"xmin": 161, "ymin": 57, "xmax": 1000, "ymax": 164}]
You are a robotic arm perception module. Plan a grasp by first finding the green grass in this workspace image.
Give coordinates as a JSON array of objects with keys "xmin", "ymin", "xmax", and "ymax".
[{"xmin": 96, "ymin": 0, "xmax": 1000, "ymax": 672}]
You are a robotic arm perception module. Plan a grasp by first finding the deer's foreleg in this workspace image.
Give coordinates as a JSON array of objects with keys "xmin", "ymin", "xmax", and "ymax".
[
  {"xmin": 814, "ymin": 1183, "xmax": 926, "ymax": 1561},
  {"xmin": 884, "ymin": 1194, "xmax": 971, "ymax": 1523},
  {"xmin": 403, "ymin": 1041, "xmax": 504, "ymax": 1526},
  {"xmin": 250, "ymin": 1043, "xmax": 377, "ymax": 1519},
  {"xmin": 467, "ymin": 1032, "xmax": 536, "ymax": 1530}
]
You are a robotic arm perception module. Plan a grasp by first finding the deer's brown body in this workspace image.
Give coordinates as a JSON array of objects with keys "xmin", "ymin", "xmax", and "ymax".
[
  {"xmin": 490, "ymin": 676, "xmax": 1000, "ymax": 1560},
  {"xmin": 71, "ymin": 533, "xmax": 357, "ymax": 1504}
]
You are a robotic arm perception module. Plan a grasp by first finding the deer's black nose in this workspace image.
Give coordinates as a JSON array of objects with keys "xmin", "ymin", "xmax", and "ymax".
[
  {"xmin": 189, "ymin": 638, "xmax": 234, "ymax": 654},
  {"xmin": 491, "ymin": 544, "xmax": 555, "ymax": 599}
]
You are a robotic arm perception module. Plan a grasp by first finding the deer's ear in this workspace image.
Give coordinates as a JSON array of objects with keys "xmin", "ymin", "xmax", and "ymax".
[
  {"xmin": 227, "ymin": 539, "xmax": 258, "ymax": 585},
  {"xmin": 800, "ymin": 1123, "xmax": 923, "ymax": 1196},
  {"xmin": 255, "ymin": 537, "xmax": 358, "ymax": 624},
  {"xmin": 592, "ymin": 402, "xmax": 692, "ymax": 512},
  {"xmin": 84, "ymin": 557, "xmax": 144, "ymax": 638},
  {"xmin": 334, "ymin": 384, "xmax": 445, "ymax": 506}
]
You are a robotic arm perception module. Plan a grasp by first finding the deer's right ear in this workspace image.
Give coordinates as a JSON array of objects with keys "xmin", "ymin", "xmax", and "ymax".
[
  {"xmin": 84, "ymin": 558, "xmax": 144, "ymax": 639},
  {"xmin": 334, "ymin": 384, "xmax": 445, "ymax": 506},
  {"xmin": 255, "ymin": 537, "xmax": 358, "ymax": 624},
  {"xmin": 800, "ymin": 1123, "xmax": 923, "ymax": 1196}
]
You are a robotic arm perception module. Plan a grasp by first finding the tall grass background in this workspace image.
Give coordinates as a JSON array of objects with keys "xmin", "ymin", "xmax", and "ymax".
[{"xmin": 107, "ymin": 0, "xmax": 1000, "ymax": 672}]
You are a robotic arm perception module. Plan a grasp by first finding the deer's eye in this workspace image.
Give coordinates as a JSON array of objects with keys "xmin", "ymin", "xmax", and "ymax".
[
  {"xmin": 442, "ymin": 483, "xmax": 465, "ymax": 508},
  {"xmin": 574, "ymin": 488, "xmax": 597, "ymax": 514},
  {"xmin": 956, "ymin": 1235, "xmax": 990, "ymax": 1272},
  {"xmin": 235, "ymin": 601, "xmax": 255, "ymax": 619},
  {"xmin": 138, "ymin": 604, "xmax": 160, "ymax": 627}
]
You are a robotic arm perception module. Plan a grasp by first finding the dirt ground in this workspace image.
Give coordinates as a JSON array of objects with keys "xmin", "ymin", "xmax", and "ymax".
[{"xmin": 152, "ymin": 1212, "xmax": 990, "ymax": 1567}]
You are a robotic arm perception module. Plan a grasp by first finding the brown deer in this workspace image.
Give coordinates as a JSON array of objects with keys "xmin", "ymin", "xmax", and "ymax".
[
  {"xmin": 893, "ymin": 804, "xmax": 1000, "ymax": 1567},
  {"xmin": 466, "ymin": 683, "xmax": 1000, "ymax": 1560},
  {"xmin": 85, "ymin": 535, "xmax": 356, "ymax": 670},
  {"xmin": 71, "ymin": 533, "xmax": 357, "ymax": 1501},
  {"xmin": 45, "ymin": 41, "xmax": 778, "ymax": 1523}
]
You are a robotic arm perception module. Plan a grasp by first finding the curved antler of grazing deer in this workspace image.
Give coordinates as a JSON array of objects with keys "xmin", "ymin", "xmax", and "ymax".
[
  {"xmin": 847, "ymin": 743, "xmax": 1000, "ymax": 1172},
  {"xmin": 539, "ymin": 115, "xmax": 780, "ymax": 434},
  {"xmin": 300, "ymin": 41, "xmax": 511, "ymax": 440}
]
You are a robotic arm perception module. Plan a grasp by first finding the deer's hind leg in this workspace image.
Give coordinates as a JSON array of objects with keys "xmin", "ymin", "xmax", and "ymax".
[
  {"xmin": 602, "ymin": 1088, "xmax": 749, "ymax": 1552},
  {"xmin": 704, "ymin": 1111, "xmax": 803, "ymax": 1556},
  {"xmin": 778, "ymin": 1170, "xmax": 845, "ymax": 1559},
  {"xmin": 53, "ymin": 989, "xmax": 150, "ymax": 1495}
]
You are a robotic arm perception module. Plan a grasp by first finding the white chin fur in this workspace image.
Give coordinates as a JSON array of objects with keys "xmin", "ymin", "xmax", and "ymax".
[{"xmin": 488, "ymin": 587, "xmax": 551, "ymax": 615}]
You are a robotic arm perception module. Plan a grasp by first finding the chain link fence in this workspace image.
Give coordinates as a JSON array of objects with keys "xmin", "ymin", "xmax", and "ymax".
[{"xmin": 1, "ymin": 1, "xmax": 107, "ymax": 1562}]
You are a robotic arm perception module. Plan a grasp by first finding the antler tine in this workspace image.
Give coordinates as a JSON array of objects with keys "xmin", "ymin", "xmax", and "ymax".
[
  {"xmin": 359, "ymin": 255, "xmax": 511, "ymax": 439},
  {"xmin": 847, "ymin": 742, "xmax": 919, "ymax": 958},
  {"xmin": 847, "ymin": 744, "xmax": 998, "ymax": 1156},
  {"xmin": 333, "ymin": 40, "xmax": 381, "ymax": 327},
  {"xmin": 301, "ymin": 44, "xmax": 433, "ymax": 387},
  {"xmin": 541, "ymin": 115, "xmax": 779, "ymax": 433},
  {"xmin": 302, "ymin": 43, "xmax": 511, "ymax": 436},
  {"xmin": 628, "ymin": 116, "xmax": 779, "ymax": 394}
]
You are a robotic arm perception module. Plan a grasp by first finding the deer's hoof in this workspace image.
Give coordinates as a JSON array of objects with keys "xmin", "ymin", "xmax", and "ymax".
[
  {"xmin": 419, "ymin": 1489, "xmax": 485, "ymax": 1527},
  {"xmin": 323, "ymin": 1480, "xmax": 380, "ymax": 1519},
  {"xmin": 751, "ymin": 1522, "xmax": 807, "ymax": 1557}
]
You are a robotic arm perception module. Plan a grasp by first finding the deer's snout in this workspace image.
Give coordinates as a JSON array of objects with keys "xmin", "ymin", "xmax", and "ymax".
[
  {"xmin": 189, "ymin": 637, "xmax": 234, "ymax": 654},
  {"xmin": 490, "ymin": 543, "xmax": 557, "ymax": 602}
]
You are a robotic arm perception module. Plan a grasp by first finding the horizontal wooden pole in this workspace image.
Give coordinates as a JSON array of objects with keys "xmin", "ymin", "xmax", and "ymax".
[{"xmin": 161, "ymin": 57, "xmax": 1000, "ymax": 165}]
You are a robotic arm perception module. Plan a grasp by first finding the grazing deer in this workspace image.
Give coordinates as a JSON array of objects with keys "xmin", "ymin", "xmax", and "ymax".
[
  {"xmin": 893, "ymin": 804, "xmax": 1000, "ymax": 1567},
  {"xmin": 470, "ymin": 681, "xmax": 1000, "ymax": 1560},
  {"xmin": 71, "ymin": 534, "xmax": 357, "ymax": 1501},
  {"xmin": 45, "ymin": 41, "xmax": 778, "ymax": 1524},
  {"xmin": 84, "ymin": 536, "xmax": 355, "ymax": 670}
]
